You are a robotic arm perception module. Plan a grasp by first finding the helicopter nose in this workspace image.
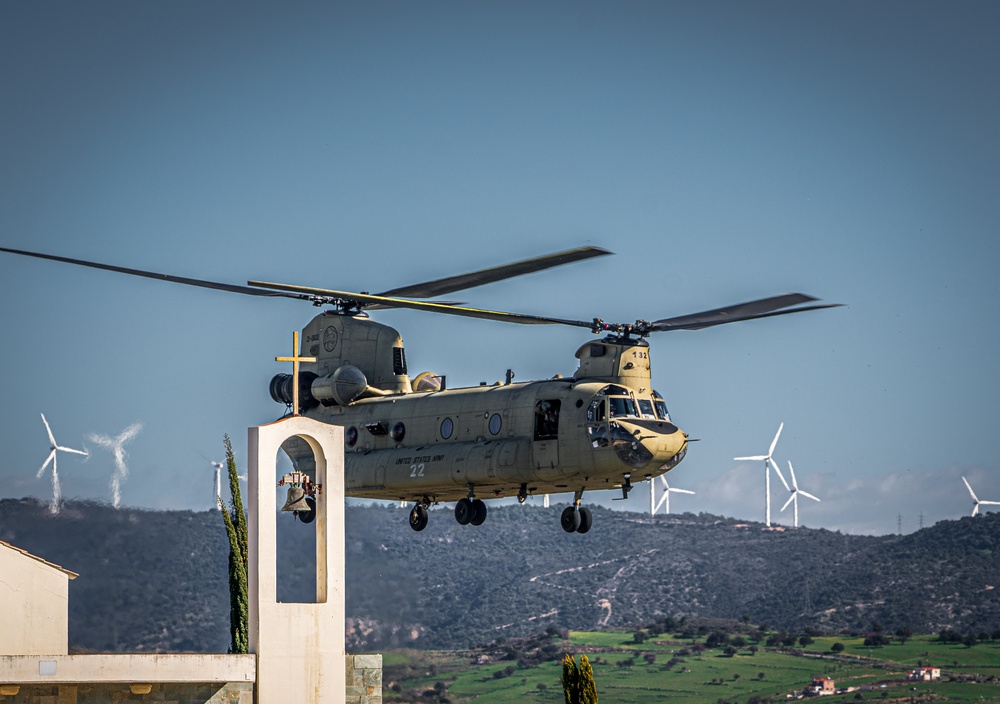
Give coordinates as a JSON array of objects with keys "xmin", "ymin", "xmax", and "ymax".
[{"xmin": 611, "ymin": 420, "xmax": 686, "ymax": 470}]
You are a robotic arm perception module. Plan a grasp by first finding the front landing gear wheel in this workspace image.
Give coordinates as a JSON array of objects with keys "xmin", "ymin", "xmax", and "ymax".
[
  {"xmin": 561, "ymin": 506, "xmax": 581, "ymax": 533},
  {"xmin": 409, "ymin": 505, "xmax": 428, "ymax": 532},
  {"xmin": 455, "ymin": 498, "xmax": 475, "ymax": 525},
  {"xmin": 470, "ymin": 499, "xmax": 488, "ymax": 526},
  {"xmin": 577, "ymin": 506, "xmax": 593, "ymax": 534}
]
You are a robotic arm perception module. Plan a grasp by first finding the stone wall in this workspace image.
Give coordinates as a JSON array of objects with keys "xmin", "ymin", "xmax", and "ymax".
[
  {"xmin": 345, "ymin": 654, "xmax": 382, "ymax": 704},
  {"xmin": 0, "ymin": 682, "xmax": 252, "ymax": 703}
]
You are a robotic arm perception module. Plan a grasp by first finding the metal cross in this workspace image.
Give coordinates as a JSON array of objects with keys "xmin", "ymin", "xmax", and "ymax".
[{"xmin": 275, "ymin": 331, "xmax": 317, "ymax": 416}]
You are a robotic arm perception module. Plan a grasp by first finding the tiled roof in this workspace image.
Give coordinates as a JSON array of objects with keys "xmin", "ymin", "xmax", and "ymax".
[{"xmin": 0, "ymin": 539, "xmax": 78, "ymax": 579}]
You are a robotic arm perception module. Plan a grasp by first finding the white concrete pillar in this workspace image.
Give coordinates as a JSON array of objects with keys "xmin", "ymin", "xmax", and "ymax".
[{"xmin": 248, "ymin": 417, "xmax": 345, "ymax": 704}]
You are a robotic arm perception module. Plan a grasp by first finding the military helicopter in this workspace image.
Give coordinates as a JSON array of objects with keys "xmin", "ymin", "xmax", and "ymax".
[{"xmin": 0, "ymin": 245, "xmax": 840, "ymax": 533}]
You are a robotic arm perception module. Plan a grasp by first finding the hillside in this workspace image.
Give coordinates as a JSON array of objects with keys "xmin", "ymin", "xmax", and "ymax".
[{"xmin": 0, "ymin": 499, "xmax": 997, "ymax": 653}]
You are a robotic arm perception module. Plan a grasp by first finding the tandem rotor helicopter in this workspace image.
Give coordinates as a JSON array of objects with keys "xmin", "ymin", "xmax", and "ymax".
[{"xmin": 0, "ymin": 245, "xmax": 841, "ymax": 534}]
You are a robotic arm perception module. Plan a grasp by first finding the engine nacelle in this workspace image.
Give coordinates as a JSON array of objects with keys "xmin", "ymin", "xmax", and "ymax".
[
  {"xmin": 310, "ymin": 365, "xmax": 369, "ymax": 406},
  {"xmin": 269, "ymin": 365, "xmax": 370, "ymax": 409}
]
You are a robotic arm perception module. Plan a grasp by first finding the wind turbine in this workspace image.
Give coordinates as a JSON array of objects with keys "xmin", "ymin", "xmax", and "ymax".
[
  {"xmin": 650, "ymin": 475, "xmax": 695, "ymax": 516},
  {"xmin": 210, "ymin": 461, "xmax": 223, "ymax": 510},
  {"xmin": 734, "ymin": 422, "xmax": 790, "ymax": 527},
  {"xmin": 780, "ymin": 460, "xmax": 820, "ymax": 527},
  {"xmin": 87, "ymin": 422, "xmax": 142, "ymax": 509},
  {"xmin": 36, "ymin": 413, "xmax": 88, "ymax": 514},
  {"xmin": 962, "ymin": 477, "xmax": 1000, "ymax": 517}
]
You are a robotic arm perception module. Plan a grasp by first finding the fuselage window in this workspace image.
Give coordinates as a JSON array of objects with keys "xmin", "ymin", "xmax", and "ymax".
[
  {"xmin": 489, "ymin": 413, "xmax": 502, "ymax": 435},
  {"xmin": 440, "ymin": 417, "xmax": 454, "ymax": 440},
  {"xmin": 534, "ymin": 400, "xmax": 560, "ymax": 441}
]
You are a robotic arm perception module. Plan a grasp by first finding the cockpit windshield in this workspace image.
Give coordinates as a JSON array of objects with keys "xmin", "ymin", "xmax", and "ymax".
[
  {"xmin": 608, "ymin": 396, "xmax": 637, "ymax": 418},
  {"xmin": 653, "ymin": 390, "xmax": 670, "ymax": 421}
]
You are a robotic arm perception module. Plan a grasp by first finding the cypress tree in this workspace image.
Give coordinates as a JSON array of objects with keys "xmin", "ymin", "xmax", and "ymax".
[
  {"xmin": 562, "ymin": 654, "xmax": 597, "ymax": 704},
  {"xmin": 579, "ymin": 654, "xmax": 598, "ymax": 704},
  {"xmin": 220, "ymin": 434, "xmax": 249, "ymax": 654}
]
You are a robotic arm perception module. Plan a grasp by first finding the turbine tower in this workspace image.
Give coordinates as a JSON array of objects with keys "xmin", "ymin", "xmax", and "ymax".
[
  {"xmin": 780, "ymin": 460, "xmax": 820, "ymax": 527},
  {"xmin": 963, "ymin": 477, "xmax": 1000, "ymax": 516},
  {"xmin": 734, "ymin": 422, "xmax": 789, "ymax": 527},
  {"xmin": 650, "ymin": 475, "xmax": 695, "ymax": 516},
  {"xmin": 36, "ymin": 413, "xmax": 88, "ymax": 514},
  {"xmin": 87, "ymin": 422, "xmax": 142, "ymax": 509}
]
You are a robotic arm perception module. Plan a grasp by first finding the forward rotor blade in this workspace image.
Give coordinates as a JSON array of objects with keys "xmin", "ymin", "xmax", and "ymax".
[
  {"xmin": 248, "ymin": 281, "xmax": 596, "ymax": 328},
  {"xmin": 781, "ymin": 493, "xmax": 796, "ymax": 512},
  {"xmin": 799, "ymin": 491, "xmax": 821, "ymax": 502},
  {"xmin": 0, "ymin": 246, "xmax": 309, "ymax": 301},
  {"xmin": 649, "ymin": 294, "xmax": 842, "ymax": 332},
  {"xmin": 769, "ymin": 457, "xmax": 790, "ymax": 491},
  {"xmin": 377, "ymin": 246, "xmax": 611, "ymax": 299},
  {"xmin": 769, "ymin": 422, "xmax": 784, "ymax": 457},
  {"xmin": 40, "ymin": 413, "xmax": 56, "ymax": 447},
  {"xmin": 962, "ymin": 476, "xmax": 978, "ymax": 502}
]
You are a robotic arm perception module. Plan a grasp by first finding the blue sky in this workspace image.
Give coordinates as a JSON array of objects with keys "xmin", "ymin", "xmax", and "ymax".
[{"xmin": 1, "ymin": 1, "xmax": 998, "ymax": 534}]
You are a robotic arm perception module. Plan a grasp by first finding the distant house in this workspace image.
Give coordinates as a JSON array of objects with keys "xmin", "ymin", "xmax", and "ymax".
[
  {"xmin": 808, "ymin": 677, "xmax": 835, "ymax": 695},
  {"xmin": 908, "ymin": 667, "xmax": 940, "ymax": 681}
]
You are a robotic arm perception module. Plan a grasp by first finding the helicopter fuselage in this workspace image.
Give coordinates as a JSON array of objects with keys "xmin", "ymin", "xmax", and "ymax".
[{"xmin": 275, "ymin": 312, "xmax": 688, "ymax": 507}]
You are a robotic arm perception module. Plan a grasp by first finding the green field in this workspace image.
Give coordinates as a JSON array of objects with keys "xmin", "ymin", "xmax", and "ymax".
[{"xmin": 383, "ymin": 632, "xmax": 1000, "ymax": 704}]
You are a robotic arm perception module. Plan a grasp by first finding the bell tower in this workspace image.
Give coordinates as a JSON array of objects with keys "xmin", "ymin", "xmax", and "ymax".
[{"xmin": 248, "ymin": 416, "xmax": 345, "ymax": 703}]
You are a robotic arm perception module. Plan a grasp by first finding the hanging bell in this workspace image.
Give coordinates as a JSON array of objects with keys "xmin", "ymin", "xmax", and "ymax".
[{"xmin": 281, "ymin": 485, "xmax": 312, "ymax": 512}]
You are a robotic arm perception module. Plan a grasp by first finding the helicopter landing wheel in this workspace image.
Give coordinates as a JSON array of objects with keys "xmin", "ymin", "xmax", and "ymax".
[
  {"xmin": 409, "ymin": 504, "xmax": 428, "ymax": 531},
  {"xmin": 470, "ymin": 499, "xmax": 488, "ymax": 526},
  {"xmin": 455, "ymin": 498, "xmax": 475, "ymax": 525},
  {"xmin": 577, "ymin": 506, "xmax": 593, "ymax": 534},
  {"xmin": 560, "ymin": 506, "xmax": 581, "ymax": 533}
]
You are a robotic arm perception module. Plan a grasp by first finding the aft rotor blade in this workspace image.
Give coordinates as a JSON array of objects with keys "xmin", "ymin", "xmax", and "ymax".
[
  {"xmin": 649, "ymin": 294, "xmax": 842, "ymax": 331},
  {"xmin": 249, "ymin": 280, "xmax": 597, "ymax": 328},
  {"xmin": 378, "ymin": 245, "xmax": 612, "ymax": 299},
  {"xmin": 0, "ymin": 246, "xmax": 310, "ymax": 301}
]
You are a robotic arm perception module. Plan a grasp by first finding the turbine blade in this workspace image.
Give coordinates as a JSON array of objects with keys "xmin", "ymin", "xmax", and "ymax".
[
  {"xmin": 781, "ymin": 493, "xmax": 796, "ymax": 512},
  {"xmin": 41, "ymin": 413, "xmax": 56, "ymax": 446},
  {"xmin": 787, "ymin": 460, "xmax": 799, "ymax": 490},
  {"xmin": 672, "ymin": 489, "xmax": 695, "ymax": 495},
  {"xmin": 962, "ymin": 476, "xmax": 978, "ymax": 502},
  {"xmin": 38, "ymin": 450, "xmax": 56, "ymax": 477},
  {"xmin": 768, "ymin": 422, "xmax": 784, "ymax": 457},
  {"xmin": 734, "ymin": 455, "xmax": 767, "ymax": 461},
  {"xmin": 978, "ymin": 500, "xmax": 1000, "ymax": 506},
  {"xmin": 769, "ymin": 458, "xmax": 790, "ymax": 491},
  {"xmin": 57, "ymin": 445, "xmax": 88, "ymax": 456},
  {"xmin": 972, "ymin": 504, "xmax": 979, "ymax": 517},
  {"xmin": 799, "ymin": 491, "xmax": 821, "ymax": 502}
]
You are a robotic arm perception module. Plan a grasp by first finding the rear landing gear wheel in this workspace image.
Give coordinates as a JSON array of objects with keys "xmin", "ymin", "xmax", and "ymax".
[
  {"xmin": 561, "ymin": 506, "xmax": 581, "ymax": 533},
  {"xmin": 471, "ymin": 499, "xmax": 488, "ymax": 526},
  {"xmin": 455, "ymin": 498, "xmax": 475, "ymax": 525},
  {"xmin": 577, "ymin": 506, "xmax": 593, "ymax": 534},
  {"xmin": 409, "ymin": 504, "xmax": 428, "ymax": 532}
]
